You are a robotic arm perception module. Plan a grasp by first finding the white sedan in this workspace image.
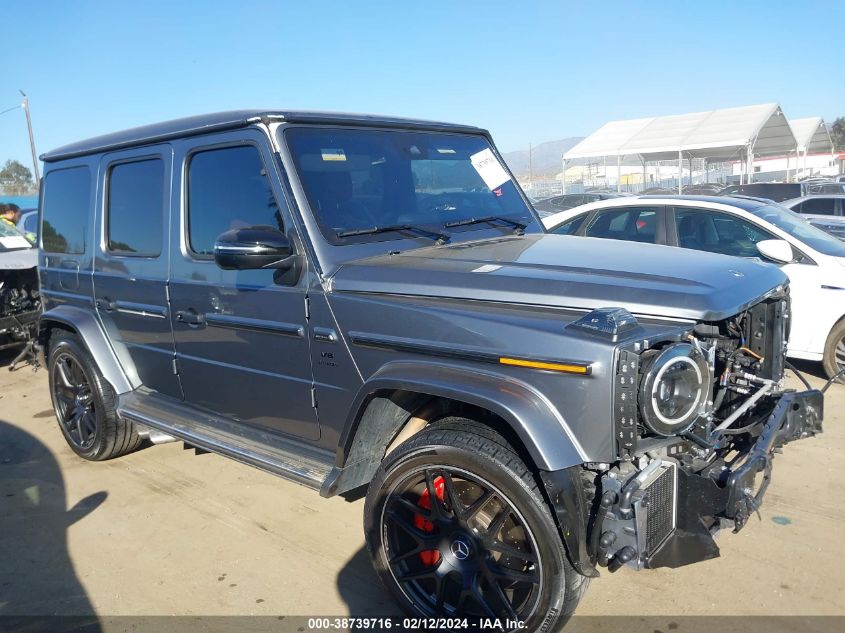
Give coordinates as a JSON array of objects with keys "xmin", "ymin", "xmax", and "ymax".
[{"xmin": 542, "ymin": 195, "xmax": 845, "ymax": 380}]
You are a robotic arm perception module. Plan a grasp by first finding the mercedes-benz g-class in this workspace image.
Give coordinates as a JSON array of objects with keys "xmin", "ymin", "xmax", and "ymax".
[{"xmin": 37, "ymin": 111, "xmax": 823, "ymax": 631}]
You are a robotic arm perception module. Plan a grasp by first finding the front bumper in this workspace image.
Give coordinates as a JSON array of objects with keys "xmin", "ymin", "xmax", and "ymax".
[
  {"xmin": 543, "ymin": 389, "xmax": 824, "ymax": 576},
  {"xmin": 649, "ymin": 389, "xmax": 823, "ymax": 569}
]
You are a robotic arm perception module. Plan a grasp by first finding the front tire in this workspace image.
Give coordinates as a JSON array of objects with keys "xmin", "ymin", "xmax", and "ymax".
[
  {"xmin": 822, "ymin": 320, "xmax": 845, "ymax": 383},
  {"xmin": 48, "ymin": 331, "xmax": 142, "ymax": 460},
  {"xmin": 364, "ymin": 418, "xmax": 588, "ymax": 632}
]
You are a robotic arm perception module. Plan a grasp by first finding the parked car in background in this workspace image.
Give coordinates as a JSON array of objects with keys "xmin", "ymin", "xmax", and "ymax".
[
  {"xmin": 780, "ymin": 196, "xmax": 845, "ymax": 241},
  {"xmin": 720, "ymin": 181, "xmax": 845, "ymax": 202},
  {"xmin": 532, "ymin": 191, "xmax": 632, "ymax": 215},
  {"xmin": 640, "ymin": 187, "xmax": 676, "ymax": 195},
  {"xmin": 806, "ymin": 217, "xmax": 845, "ymax": 242},
  {"xmin": 34, "ymin": 111, "xmax": 824, "ymax": 630},
  {"xmin": 682, "ymin": 183, "xmax": 723, "ymax": 195},
  {"xmin": 16, "ymin": 208, "xmax": 38, "ymax": 242},
  {"xmin": 719, "ymin": 182, "xmax": 800, "ymax": 201},
  {"xmin": 543, "ymin": 195, "xmax": 845, "ymax": 380},
  {"xmin": 782, "ymin": 195, "xmax": 845, "ymax": 217}
]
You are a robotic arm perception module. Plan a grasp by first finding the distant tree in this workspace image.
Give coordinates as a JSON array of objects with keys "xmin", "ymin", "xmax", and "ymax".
[
  {"xmin": 832, "ymin": 117, "xmax": 845, "ymax": 151},
  {"xmin": 0, "ymin": 160, "xmax": 35, "ymax": 195}
]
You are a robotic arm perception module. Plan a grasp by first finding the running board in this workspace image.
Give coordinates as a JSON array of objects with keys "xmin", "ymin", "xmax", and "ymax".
[{"xmin": 117, "ymin": 390, "xmax": 332, "ymax": 490}]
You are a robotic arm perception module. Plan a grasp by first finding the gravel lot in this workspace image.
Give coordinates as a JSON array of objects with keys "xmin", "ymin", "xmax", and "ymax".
[{"xmin": 1, "ymin": 348, "xmax": 843, "ymax": 624}]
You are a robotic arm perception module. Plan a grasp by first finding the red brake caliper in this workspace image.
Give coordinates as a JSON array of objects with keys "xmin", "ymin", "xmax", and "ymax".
[{"xmin": 414, "ymin": 476, "xmax": 445, "ymax": 566}]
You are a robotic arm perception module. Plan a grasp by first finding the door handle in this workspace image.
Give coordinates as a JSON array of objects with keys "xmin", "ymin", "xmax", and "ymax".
[
  {"xmin": 175, "ymin": 309, "xmax": 205, "ymax": 326},
  {"xmin": 313, "ymin": 327, "xmax": 338, "ymax": 343}
]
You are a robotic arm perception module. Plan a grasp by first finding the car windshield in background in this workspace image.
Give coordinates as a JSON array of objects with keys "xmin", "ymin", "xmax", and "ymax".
[
  {"xmin": 285, "ymin": 128, "xmax": 533, "ymax": 244},
  {"xmin": 751, "ymin": 203, "xmax": 845, "ymax": 257}
]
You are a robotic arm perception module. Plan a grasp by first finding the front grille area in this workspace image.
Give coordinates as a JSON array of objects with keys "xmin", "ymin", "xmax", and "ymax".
[
  {"xmin": 644, "ymin": 466, "xmax": 675, "ymax": 554},
  {"xmin": 745, "ymin": 297, "xmax": 787, "ymax": 381}
]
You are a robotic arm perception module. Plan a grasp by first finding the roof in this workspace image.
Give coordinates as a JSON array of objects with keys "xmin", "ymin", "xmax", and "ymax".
[
  {"xmin": 564, "ymin": 103, "xmax": 797, "ymax": 162},
  {"xmin": 788, "ymin": 117, "xmax": 834, "ymax": 153},
  {"xmin": 42, "ymin": 110, "xmax": 487, "ymax": 162}
]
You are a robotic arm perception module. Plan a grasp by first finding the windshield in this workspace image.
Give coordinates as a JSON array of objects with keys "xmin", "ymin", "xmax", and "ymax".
[
  {"xmin": 750, "ymin": 203, "xmax": 845, "ymax": 257},
  {"xmin": 285, "ymin": 128, "xmax": 534, "ymax": 245}
]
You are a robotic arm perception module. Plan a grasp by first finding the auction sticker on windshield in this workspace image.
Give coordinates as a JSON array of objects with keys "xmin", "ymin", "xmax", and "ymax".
[
  {"xmin": 470, "ymin": 148, "xmax": 510, "ymax": 190},
  {"xmin": 321, "ymin": 148, "xmax": 347, "ymax": 161}
]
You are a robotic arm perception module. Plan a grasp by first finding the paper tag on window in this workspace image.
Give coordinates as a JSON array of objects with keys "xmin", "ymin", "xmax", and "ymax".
[
  {"xmin": 470, "ymin": 148, "xmax": 510, "ymax": 191},
  {"xmin": 0, "ymin": 236, "xmax": 31, "ymax": 249},
  {"xmin": 321, "ymin": 148, "xmax": 347, "ymax": 162}
]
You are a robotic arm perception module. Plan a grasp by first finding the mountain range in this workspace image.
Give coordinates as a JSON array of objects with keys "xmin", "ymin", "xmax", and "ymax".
[{"xmin": 501, "ymin": 137, "xmax": 584, "ymax": 178}]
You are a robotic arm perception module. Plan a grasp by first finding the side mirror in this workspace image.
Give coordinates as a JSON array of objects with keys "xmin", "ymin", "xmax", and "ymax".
[
  {"xmin": 214, "ymin": 227, "xmax": 296, "ymax": 271},
  {"xmin": 756, "ymin": 239, "xmax": 794, "ymax": 264}
]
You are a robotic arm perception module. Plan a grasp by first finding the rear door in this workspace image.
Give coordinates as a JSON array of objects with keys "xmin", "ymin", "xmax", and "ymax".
[
  {"xmin": 168, "ymin": 129, "xmax": 319, "ymax": 441},
  {"xmin": 93, "ymin": 146, "xmax": 181, "ymax": 398}
]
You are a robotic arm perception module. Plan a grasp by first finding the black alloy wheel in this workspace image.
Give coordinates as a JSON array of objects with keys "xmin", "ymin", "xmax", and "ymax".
[
  {"xmin": 51, "ymin": 351, "xmax": 98, "ymax": 450},
  {"xmin": 381, "ymin": 466, "xmax": 541, "ymax": 621},
  {"xmin": 364, "ymin": 418, "xmax": 588, "ymax": 633},
  {"xmin": 47, "ymin": 331, "xmax": 142, "ymax": 460}
]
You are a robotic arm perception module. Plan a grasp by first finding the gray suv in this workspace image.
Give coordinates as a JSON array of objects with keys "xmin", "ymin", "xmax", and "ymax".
[{"xmin": 37, "ymin": 111, "xmax": 823, "ymax": 630}]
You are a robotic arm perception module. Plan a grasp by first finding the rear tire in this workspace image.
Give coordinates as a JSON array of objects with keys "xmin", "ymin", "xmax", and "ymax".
[
  {"xmin": 48, "ymin": 331, "xmax": 142, "ymax": 460},
  {"xmin": 364, "ymin": 418, "xmax": 588, "ymax": 632},
  {"xmin": 822, "ymin": 320, "xmax": 845, "ymax": 383}
]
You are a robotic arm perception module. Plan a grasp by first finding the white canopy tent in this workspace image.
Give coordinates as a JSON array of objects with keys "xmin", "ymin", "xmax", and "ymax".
[
  {"xmin": 563, "ymin": 103, "xmax": 798, "ymax": 193},
  {"xmin": 788, "ymin": 117, "xmax": 834, "ymax": 178}
]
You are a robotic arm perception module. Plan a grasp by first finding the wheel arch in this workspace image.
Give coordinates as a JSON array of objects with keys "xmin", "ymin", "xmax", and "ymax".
[
  {"xmin": 321, "ymin": 360, "xmax": 586, "ymax": 498},
  {"xmin": 39, "ymin": 305, "xmax": 138, "ymax": 394}
]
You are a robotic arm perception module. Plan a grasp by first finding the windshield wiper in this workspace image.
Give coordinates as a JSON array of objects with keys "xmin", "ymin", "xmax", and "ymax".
[
  {"xmin": 444, "ymin": 215, "xmax": 527, "ymax": 235},
  {"xmin": 336, "ymin": 224, "xmax": 451, "ymax": 244}
]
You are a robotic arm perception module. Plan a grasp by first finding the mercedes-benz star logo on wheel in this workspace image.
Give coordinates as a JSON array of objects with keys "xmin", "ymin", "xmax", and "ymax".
[{"xmin": 451, "ymin": 538, "xmax": 471, "ymax": 560}]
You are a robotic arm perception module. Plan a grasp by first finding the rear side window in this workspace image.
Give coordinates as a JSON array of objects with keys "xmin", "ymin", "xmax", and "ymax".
[
  {"xmin": 41, "ymin": 166, "xmax": 91, "ymax": 254},
  {"xmin": 107, "ymin": 159, "xmax": 165, "ymax": 256},
  {"xmin": 797, "ymin": 198, "xmax": 836, "ymax": 216},
  {"xmin": 586, "ymin": 207, "xmax": 657, "ymax": 243},
  {"xmin": 550, "ymin": 214, "xmax": 587, "ymax": 235},
  {"xmin": 187, "ymin": 145, "xmax": 282, "ymax": 256}
]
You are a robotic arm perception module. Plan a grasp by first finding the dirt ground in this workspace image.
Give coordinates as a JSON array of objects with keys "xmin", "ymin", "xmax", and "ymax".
[{"xmin": 1, "ymin": 348, "xmax": 843, "ymax": 623}]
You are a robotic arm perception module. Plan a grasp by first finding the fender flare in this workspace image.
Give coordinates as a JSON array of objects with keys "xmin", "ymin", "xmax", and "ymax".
[
  {"xmin": 323, "ymin": 359, "xmax": 586, "ymax": 497},
  {"xmin": 39, "ymin": 305, "xmax": 138, "ymax": 394}
]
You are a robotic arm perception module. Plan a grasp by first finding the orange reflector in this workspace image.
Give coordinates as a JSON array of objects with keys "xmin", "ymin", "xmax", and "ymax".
[{"xmin": 498, "ymin": 357, "xmax": 590, "ymax": 374}]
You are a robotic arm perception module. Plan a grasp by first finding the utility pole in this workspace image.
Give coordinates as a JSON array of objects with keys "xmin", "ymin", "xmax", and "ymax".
[
  {"xmin": 19, "ymin": 90, "xmax": 40, "ymax": 189},
  {"xmin": 528, "ymin": 143, "xmax": 533, "ymax": 184}
]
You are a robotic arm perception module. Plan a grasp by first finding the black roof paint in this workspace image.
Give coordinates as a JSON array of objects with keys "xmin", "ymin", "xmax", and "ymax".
[{"xmin": 42, "ymin": 110, "xmax": 488, "ymax": 162}]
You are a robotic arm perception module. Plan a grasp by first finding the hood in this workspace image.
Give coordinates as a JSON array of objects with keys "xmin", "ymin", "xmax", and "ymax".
[{"xmin": 330, "ymin": 234, "xmax": 788, "ymax": 321}]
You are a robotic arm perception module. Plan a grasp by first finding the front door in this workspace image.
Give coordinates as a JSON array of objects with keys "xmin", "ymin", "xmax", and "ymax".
[
  {"xmin": 93, "ymin": 146, "xmax": 181, "ymax": 398},
  {"xmin": 168, "ymin": 131, "xmax": 319, "ymax": 440}
]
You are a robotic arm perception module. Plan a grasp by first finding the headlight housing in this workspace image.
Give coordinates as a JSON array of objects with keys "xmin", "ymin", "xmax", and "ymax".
[{"xmin": 639, "ymin": 343, "xmax": 709, "ymax": 436}]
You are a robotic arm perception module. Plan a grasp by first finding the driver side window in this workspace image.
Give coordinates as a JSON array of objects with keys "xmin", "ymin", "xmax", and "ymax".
[{"xmin": 674, "ymin": 208, "xmax": 773, "ymax": 257}]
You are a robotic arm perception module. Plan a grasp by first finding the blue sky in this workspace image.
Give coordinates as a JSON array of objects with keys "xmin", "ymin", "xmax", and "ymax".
[{"xmin": 1, "ymin": 0, "xmax": 843, "ymax": 172}]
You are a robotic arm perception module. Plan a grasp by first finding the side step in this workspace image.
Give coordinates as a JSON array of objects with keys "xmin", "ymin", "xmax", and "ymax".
[{"xmin": 117, "ymin": 390, "xmax": 332, "ymax": 490}]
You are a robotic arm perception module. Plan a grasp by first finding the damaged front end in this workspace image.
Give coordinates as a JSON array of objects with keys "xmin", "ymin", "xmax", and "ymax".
[
  {"xmin": 545, "ymin": 289, "xmax": 824, "ymax": 576},
  {"xmin": 0, "ymin": 235, "xmax": 40, "ymax": 354}
]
